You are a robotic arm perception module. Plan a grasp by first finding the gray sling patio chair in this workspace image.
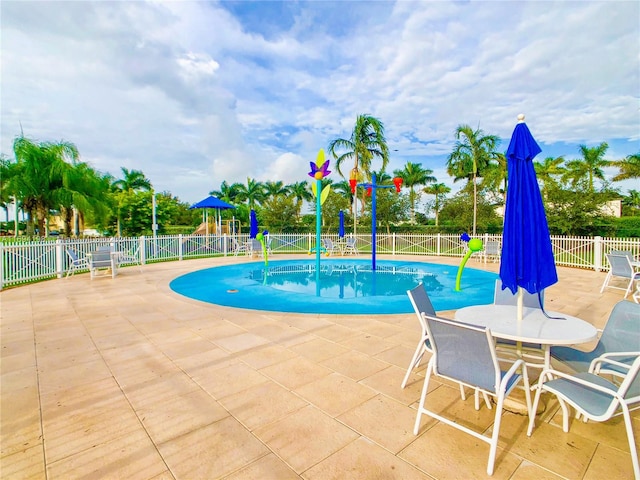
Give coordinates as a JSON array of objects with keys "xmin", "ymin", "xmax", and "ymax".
[
  {"xmin": 527, "ymin": 354, "xmax": 640, "ymax": 479},
  {"xmin": 493, "ymin": 280, "xmax": 545, "ymax": 365},
  {"xmin": 321, "ymin": 238, "xmax": 340, "ymax": 256},
  {"xmin": 493, "ymin": 279, "xmax": 544, "ymax": 308},
  {"xmin": 414, "ymin": 314, "xmax": 532, "ymax": 476},
  {"xmin": 551, "ymin": 300, "xmax": 640, "ymax": 378},
  {"xmin": 65, "ymin": 248, "xmax": 90, "ymax": 277},
  {"xmin": 601, "ymin": 253, "xmax": 640, "ymax": 298},
  {"xmin": 401, "ymin": 283, "xmax": 437, "ymax": 389},
  {"xmin": 481, "ymin": 241, "xmax": 501, "ymax": 263},
  {"xmin": 403, "ymin": 284, "xmax": 480, "ymax": 402},
  {"xmin": 343, "ymin": 236, "xmax": 358, "ymax": 255}
]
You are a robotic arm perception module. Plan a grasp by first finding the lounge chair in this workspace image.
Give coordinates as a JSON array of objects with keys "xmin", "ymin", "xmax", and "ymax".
[{"xmin": 414, "ymin": 314, "xmax": 532, "ymax": 476}]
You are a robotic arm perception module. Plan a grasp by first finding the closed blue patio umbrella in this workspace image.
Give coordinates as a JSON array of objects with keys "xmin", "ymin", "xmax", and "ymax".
[
  {"xmin": 499, "ymin": 115, "xmax": 558, "ymax": 319},
  {"xmin": 338, "ymin": 210, "xmax": 345, "ymax": 238},
  {"xmin": 250, "ymin": 209, "xmax": 258, "ymax": 239}
]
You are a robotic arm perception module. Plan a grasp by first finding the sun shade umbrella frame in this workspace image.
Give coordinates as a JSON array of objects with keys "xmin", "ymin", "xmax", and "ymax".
[{"xmin": 189, "ymin": 196, "xmax": 236, "ymax": 236}]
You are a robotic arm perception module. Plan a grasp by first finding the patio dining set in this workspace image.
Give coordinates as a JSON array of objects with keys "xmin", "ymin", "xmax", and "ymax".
[{"xmin": 401, "ymin": 279, "xmax": 640, "ymax": 477}]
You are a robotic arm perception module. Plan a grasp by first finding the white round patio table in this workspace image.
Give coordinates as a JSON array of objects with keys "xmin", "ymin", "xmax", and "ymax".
[{"xmin": 454, "ymin": 304, "xmax": 598, "ymax": 370}]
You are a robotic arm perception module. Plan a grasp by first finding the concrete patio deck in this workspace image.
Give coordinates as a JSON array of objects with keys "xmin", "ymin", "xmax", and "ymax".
[{"xmin": 1, "ymin": 255, "xmax": 638, "ymax": 479}]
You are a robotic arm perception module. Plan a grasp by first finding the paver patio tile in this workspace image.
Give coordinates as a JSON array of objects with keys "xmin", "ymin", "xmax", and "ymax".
[
  {"xmin": 253, "ymin": 405, "xmax": 359, "ymax": 474},
  {"xmin": 304, "ymin": 436, "xmax": 431, "ymax": 479},
  {"xmin": 295, "ymin": 372, "xmax": 377, "ymax": 417}
]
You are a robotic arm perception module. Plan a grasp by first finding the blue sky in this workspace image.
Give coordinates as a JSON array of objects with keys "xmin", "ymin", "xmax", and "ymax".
[{"xmin": 2, "ymin": 0, "xmax": 639, "ymax": 208}]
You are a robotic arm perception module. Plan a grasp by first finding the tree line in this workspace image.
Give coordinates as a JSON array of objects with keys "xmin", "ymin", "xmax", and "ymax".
[{"xmin": 1, "ymin": 115, "xmax": 639, "ymax": 238}]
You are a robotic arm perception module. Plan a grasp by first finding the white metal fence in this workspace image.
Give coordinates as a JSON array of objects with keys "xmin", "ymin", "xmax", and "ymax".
[{"xmin": 1, "ymin": 233, "xmax": 639, "ymax": 290}]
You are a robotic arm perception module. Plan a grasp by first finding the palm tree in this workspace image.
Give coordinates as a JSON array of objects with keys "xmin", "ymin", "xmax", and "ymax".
[
  {"xmin": 393, "ymin": 162, "xmax": 436, "ymax": 223},
  {"xmin": 563, "ymin": 142, "xmax": 610, "ymax": 192},
  {"xmin": 54, "ymin": 162, "xmax": 111, "ymax": 236},
  {"xmin": 234, "ymin": 178, "xmax": 266, "ymax": 209},
  {"xmin": 287, "ymin": 181, "xmax": 313, "ymax": 219},
  {"xmin": 446, "ymin": 124, "xmax": 500, "ymax": 235},
  {"xmin": 480, "ymin": 152, "xmax": 508, "ymax": 203},
  {"xmin": 622, "ymin": 189, "xmax": 640, "ymax": 213},
  {"xmin": 534, "ymin": 156, "xmax": 566, "ymax": 196},
  {"xmin": 328, "ymin": 114, "xmax": 390, "ymax": 229},
  {"xmin": 264, "ymin": 181, "xmax": 290, "ymax": 199},
  {"xmin": 111, "ymin": 167, "xmax": 152, "ymax": 236},
  {"xmin": 112, "ymin": 167, "xmax": 152, "ymax": 192},
  {"xmin": 0, "ymin": 154, "xmax": 18, "ymax": 231},
  {"xmin": 423, "ymin": 183, "xmax": 450, "ymax": 227},
  {"xmin": 330, "ymin": 179, "xmax": 355, "ymax": 206},
  {"xmin": 12, "ymin": 136, "xmax": 80, "ymax": 236},
  {"xmin": 611, "ymin": 152, "xmax": 640, "ymax": 181},
  {"xmin": 210, "ymin": 180, "xmax": 241, "ymax": 204}
]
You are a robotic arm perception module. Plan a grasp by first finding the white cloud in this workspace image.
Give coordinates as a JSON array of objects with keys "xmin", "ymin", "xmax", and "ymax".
[{"xmin": 1, "ymin": 0, "xmax": 638, "ymax": 206}]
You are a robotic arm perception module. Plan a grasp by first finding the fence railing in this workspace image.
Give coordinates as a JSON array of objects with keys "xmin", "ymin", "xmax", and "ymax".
[{"xmin": 1, "ymin": 233, "xmax": 639, "ymax": 290}]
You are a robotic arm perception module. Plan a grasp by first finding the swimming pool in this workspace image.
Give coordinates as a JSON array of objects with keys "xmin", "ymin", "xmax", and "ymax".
[{"xmin": 170, "ymin": 259, "xmax": 498, "ymax": 314}]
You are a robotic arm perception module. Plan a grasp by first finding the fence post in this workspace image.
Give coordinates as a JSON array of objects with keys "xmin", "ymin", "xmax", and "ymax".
[
  {"xmin": 140, "ymin": 236, "xmax": 146, "ymax": 265},
  {"xmin": 392, "ymin": 232, "xmax": 396, "ymax": 256},
  {"xmin": 56, "ymin": 239, "xmax": 64, "ymax": 278},
  {"xmin": 0, "ymin": 243, "xmax": 4, "ymax": 291},
  {"xmin": 594, "ymin": 236, "xmax": 603, "ymax": 272},
  {"xmin": 437, "ymin": 233, "xmax": 441, "ymax": 256},
  {"xmin": 178, "ymin": 234, "xmax": 183, "ymax": 261}
]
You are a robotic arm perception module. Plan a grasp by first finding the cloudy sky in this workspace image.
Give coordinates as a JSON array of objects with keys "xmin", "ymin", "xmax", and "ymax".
[{"xmin": 2, "ymin": 0, "xmax": 639, "ymax": 207}]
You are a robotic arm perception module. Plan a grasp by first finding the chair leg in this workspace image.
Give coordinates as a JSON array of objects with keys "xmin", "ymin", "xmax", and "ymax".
[
  {"xmin": 600, "ymin": 272, "xmax": 612, "ymax": 293},
  {"xmin": 413, "ymin": 360, "xmax": 434, "ymax": 435},
  {"xmin": 401, "ymin": 342, "xmax": 426, "ymax": 389},
  {"xmin": 487, "ymin": 396, "xmax": 505, "ymax": 476},
  {"xmin": 621, "ymin": 405, "xmax": 640, "ymax": 479}
]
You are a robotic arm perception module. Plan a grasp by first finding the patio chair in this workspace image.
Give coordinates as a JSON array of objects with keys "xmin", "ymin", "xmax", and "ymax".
[
  {"xmin": 493, "ymin": 279, "xmax": 543, "ymax": 308},
  {"xmin": 401, "ymin": 283, "xmax": 436, "ymax": 388},
  {"xmin": 232, "ymin": 238, "xmax": 249, "ymax": 256},
  {"xmin": 551, "ymin": 300, "xmax": 640, "ymax": 378},
  {"xmin": 322, "ymin": 238, "xmax": 340, "ymax": 256},
  {"xmin": 65, "ymin": 248, "xmax": 89, "ymax": 277},
  {"xmin": 601, "ymin": 253, "xmax": 640, "ymax": 298},
  {"xmin": 493, "ymin": 280, "xmax": 545, "ymax": 364},
  {"xmin": 251, "ymin": 239, "xmax": 263, "ymax": 256},
  {"xmin": 88, "ymin": 250, "xmax": 116, "ymax": 279},
  {"xmin": 414, "ymin": 314, "xmax": 532, "ymax": 476},
  {"xmin": 527, "ymin": 354, "xmax": 640, "ymax": 479},
  {"xmin": 482, "ymin": 241, "xmax": 501, "ymax": 263},
  {"xmin": 343, "ymin": 236, "xmax": 358, "ymax": 255},
  {"xmin": 115, "ymin": 244, "xmax": 142, "ymax": 272}
]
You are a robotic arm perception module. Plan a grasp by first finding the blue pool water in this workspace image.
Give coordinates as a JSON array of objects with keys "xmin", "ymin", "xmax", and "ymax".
[{"xmin": 170, "ymin": 259, "xmax": 498, "ymax": 315}]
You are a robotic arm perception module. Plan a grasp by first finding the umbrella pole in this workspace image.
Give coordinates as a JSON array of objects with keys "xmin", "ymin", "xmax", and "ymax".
[{"xmin": 517, "ymin": 287, "xmax": 524, "ymax": 360}]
